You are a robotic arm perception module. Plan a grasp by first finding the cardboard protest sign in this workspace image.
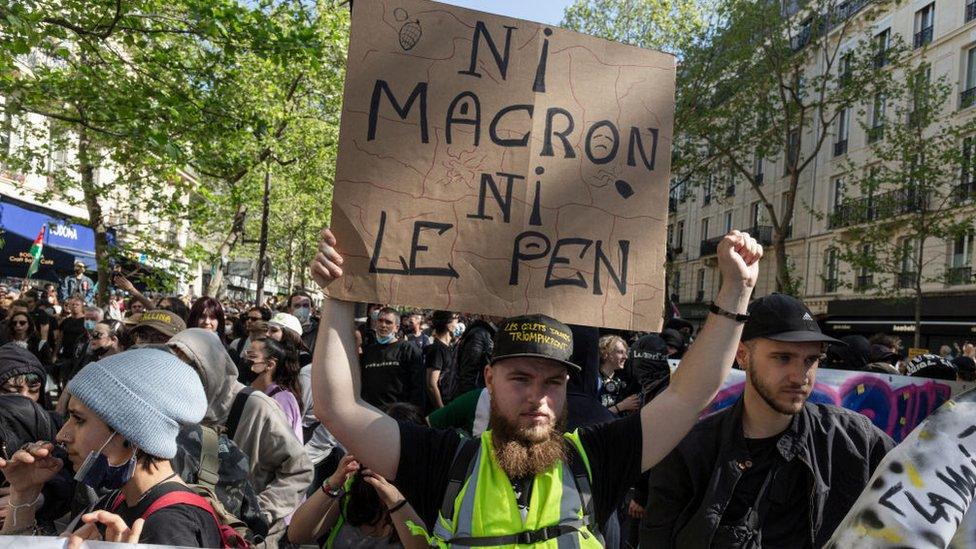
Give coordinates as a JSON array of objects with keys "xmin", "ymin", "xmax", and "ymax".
[
  {"xmin": 826, "ymin": 388, "xmax": 976, "ymax": 548},
  {"xmin": 328, "ymin": 0, "xmax": 675, "ymax": 330}
]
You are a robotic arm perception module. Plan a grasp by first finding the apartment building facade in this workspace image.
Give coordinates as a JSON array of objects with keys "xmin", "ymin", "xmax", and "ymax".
[{"xmin": 668, "ymin": 0, "xmax": 976, "ymax": 350}]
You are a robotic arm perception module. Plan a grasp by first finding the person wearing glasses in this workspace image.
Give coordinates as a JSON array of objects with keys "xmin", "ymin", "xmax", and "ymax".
[
  {"xmin": 229, "ymin": 306, "xmax": 271, "ymax": 366},
  {"xmin": 5, "ymin": 311, "xmax": 52, "ymax": 370},
  {"xmin": 60, "ymin": 319, "xmax": 127, "ymax": 388}
]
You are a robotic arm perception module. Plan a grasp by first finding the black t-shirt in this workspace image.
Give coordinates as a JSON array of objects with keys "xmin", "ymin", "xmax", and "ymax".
[
  {"xmin": 360, "ymin": 340, "xmax": 424, "ymax": 408},
  {"xmin": 95, "ymin": 482, "xmax": 222, "ymax": 547},
  {"xmin": 721, "ymin": 434, "xmax": 812, "ymax": 548},
  {"xmin": 424, "ymin": 339, "xmax": 454, "ymax": 372},
  {"xmin": 59, "ymin": 317, "xmax": 86, "ymax": 357},
  {"xmin": 394, "ymin": 413, "xmax": 643, "ymax": 531}
]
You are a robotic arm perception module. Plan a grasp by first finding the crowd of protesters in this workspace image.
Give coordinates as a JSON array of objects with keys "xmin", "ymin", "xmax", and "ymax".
[{"xmin": 0, "ymin": 229, "xmax": 969, "ymax": 547}]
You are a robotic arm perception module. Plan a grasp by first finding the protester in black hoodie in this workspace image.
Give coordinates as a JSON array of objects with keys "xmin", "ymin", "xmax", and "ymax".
[{"xmin": 0, "ymin": 343, "xmax": 52, "ymax": 410}]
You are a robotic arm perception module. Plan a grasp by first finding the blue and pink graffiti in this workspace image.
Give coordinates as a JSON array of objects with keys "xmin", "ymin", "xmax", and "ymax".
[{"xmin": 701, "ymin": 369, "xmax": 972, "ymax": 442}]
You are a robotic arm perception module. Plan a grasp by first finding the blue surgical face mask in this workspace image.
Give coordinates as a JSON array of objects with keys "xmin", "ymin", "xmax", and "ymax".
[
  {"xmin": 452, "ymin": 325, "xmax": 463, "ymax": 338},
  {"xmin": 369, "ymin": 310, "xmax": 380, "ymax": 321},
  {"xmin": 294, "ymin": 306, "xmax": 311, "ymax": 324},
  {"xmin": 376, "ymin": 334, "xmax": 395, "ymax": 345},
  {"xmin": 84, "ymin": 320, "xmax": 96, "ymax": 332},
  {"xmin": 73, "ymin": 432, "xmax": 137, "ymax": 491}
]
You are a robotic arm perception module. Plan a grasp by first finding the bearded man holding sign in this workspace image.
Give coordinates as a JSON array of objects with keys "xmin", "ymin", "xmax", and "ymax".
[{"xmin": 307, "ymin": 228, "xmax": 762, "ymax": 547}]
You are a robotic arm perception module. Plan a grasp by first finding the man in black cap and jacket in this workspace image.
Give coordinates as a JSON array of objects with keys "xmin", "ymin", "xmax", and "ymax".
[{"xmin": 641, "ymin": 293, "xmax": 895, "ymax": 548}]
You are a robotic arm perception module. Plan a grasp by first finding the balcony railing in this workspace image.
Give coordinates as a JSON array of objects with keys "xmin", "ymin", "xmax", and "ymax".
[
  {"xmin": 830, "ymin": 0, "xmax": 873, "ymax": 30},
  {"xmin": 791, "ymin": 26, "xmax": 812, "ymax": 51},
  {"xmin": 962, "ymin": 87, "xmax": 976, "ymax": 110},
  {"xmin": 855, "ymin": 274, "xmax": 874, "ymax": 291},
  {"xmin": 823, "ymin": 277, "xmax": 838, "ymax": 293},
  {"xmin": 700, "ymin": 235, "xmax": 723, "ymax": 257},
  {"xmin": 743, "ymin": 225, "xmax": 775, "ymax": 246},
  {"xmin": 867, "ymin": 124, "xmax": 884, "ymax": 144},
  {"xmin": 897, "ymin": 271, "xmax": 916, "ymax": 289},
  {"xmin": 948, "ymin": 266, "xmax": 973, "ymax": 286},
  {"xmin": 671, "ymin": 244, "xmax": 683, "ymax": 255},
  {"xmin": 829, "ymin": 187, "xmax": 930, "ymax": 229},
  {"xmin": 968, "ymin": 1, "xmax": 976, "ymax": 23},
  {"xmin": 833, "ymin": 139, "xmax": 848, "ymax": 157},
  {"xmin": 913, "ymin": 26, "xmax": 933, "ymax": 49}
]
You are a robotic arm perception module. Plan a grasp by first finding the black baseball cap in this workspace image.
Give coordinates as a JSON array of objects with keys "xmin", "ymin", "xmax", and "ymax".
[
  {"xmin": 492, "ymin": 314, "xmax": 579, "ymax": 371},
  {"xmin": 741, "ymin": 293, "xmax": 840, "ymax": 344}
]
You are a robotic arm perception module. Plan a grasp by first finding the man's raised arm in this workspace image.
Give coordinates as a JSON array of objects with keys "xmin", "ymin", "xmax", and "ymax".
[
  {"xmin": 310, "ymin": 229, "xmax": 401, "ymax": 479},
  {"xmin": 639, "ymin": 230, "xmax": 761, "ymax": 471}
]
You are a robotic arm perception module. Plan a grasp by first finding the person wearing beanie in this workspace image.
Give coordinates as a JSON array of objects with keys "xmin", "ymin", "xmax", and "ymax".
[
  {"xmin": 0, "ymin": 348, "xmax": 221, "ymax": 546},
  {"xmin": 0, "ymin": 342, "xmax": 50, "ymax": 408},
  {"xmin": 642, "ymin": 293, "xmax": 894, "ymax": 548}
]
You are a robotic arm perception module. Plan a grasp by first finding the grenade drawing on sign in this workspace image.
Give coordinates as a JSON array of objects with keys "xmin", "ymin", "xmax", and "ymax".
[{"xmin": 394, "ymin": 7, "xmax": 422, "ymax": 51}]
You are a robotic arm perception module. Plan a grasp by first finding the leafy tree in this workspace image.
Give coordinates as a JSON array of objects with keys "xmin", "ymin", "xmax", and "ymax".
[
  {"xmin": 1, "ymin": 0, "xmax": 347, "ymax": 303},
  {"xmin": 565, "ymin": 0, "xmax": 904, "ymax": 294},
  {"xmin": 833, "ymin": 64, "xmax": 976, "ymax": 347}
]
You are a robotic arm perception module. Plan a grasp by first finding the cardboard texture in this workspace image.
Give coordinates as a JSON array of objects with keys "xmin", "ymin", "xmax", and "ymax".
[{"xmin": 329, "ymin": 0, "xmax": 675, "ymax": 330}]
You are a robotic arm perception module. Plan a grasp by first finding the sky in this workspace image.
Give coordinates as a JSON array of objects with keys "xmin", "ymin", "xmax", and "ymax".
[{"xmin": 435, "ymin": 0, "xmax": 576, "ymax": 26}]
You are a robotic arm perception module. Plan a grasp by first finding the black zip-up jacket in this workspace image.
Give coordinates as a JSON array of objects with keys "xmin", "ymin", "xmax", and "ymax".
[
  {"xmin": 640, "ymin": 398, "xmax": 894, "ymax": 548},
  {"xmin": 453, "ymin": 320, "xmax": 495, "ymax": 398}
]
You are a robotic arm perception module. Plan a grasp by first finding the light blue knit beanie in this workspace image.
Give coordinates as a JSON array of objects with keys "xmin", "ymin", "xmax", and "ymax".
[{"xmin": 67, "ymin": 348, "xmax": 207, "ymax": 459}]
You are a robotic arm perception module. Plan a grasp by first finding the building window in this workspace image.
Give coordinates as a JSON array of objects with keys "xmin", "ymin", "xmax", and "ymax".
[
  {"xmin": 667, "ymin": 224, "xmax": 674, "ymax": 247},
  {"xmin": 830, "ymin": 177, "xmax": 846, "ymax": 214},
  {"xmin": 750, "ymin": 200, "xmax": 764, "ymax": 228},
  {"xmin": 724, "ymin": 210, "xmax": 733, "ymax": 234},
  {"xmin": 839, "ymin": 52, "xmax": 853, "ymax": 87},
  {"xmin": 834, "ymin": 107, "xmax": 849, "ymax": 156},
  {"xmin": 753, "ymin": 151, "xmax": 764, "ymax": 185},
  {"xmin": 824, "ymin": 247, "xmax": 839, "ymax": 293},
  {"xmin": 910, "ymin": 66, "xmax": 931, "ymax": 126},
  {"xmin": 949, "ymin": 230, "xmax": 975, "ymax": 285},
  {"xmin": 913, "ymin": 3, "xmax": 934, "ymax": 49},
  {"xmin": 868, "ymin": 93, "xmax": 886, "ymax": 143},
  {"xmin": 696, "ymin": 268, "xmax": 706, "ymax": 302},
  {"xmin": 899, "ymin": 237, "xmax": 917, "ymax": 288},
  {"xmin": 962, "ymin": 137, "xmax": 976, "ymax": 193},
  {"xmin": 874, "ymin": 28, "xmax": 891, "ymax": 68},
  {"xmin": 701, "ymin": 217, "xmax": 710, "ymax": 242},
  {"xmin": 703, "ymin": 175, "xmax": 713, "ymax": 205},
  {"xmin": 856, "ymin": 244, "xmax": 873, "ymax": 291},
  {"xmin": 968, "ymin": 0, "xmax": 976, "ymax": 23},
  {"xmin": 963, "ymin": 48, "xmax": 976, "ymax": 109},
  {"xmin": 785, "ymin": 129, "xmax": 800, "ymax": 173},
  {"xmin": 672, "ymin": 269, "xmax": 681, "ymax": 300},
  {"xmin": 676, "ymin": 220, "xmax": 685, "ymax": 249}
]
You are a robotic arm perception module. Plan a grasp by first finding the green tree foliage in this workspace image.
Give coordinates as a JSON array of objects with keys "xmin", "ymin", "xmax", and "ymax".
[
  {"xmin": 562, "ymin": 0, "xmax": 714, "ymax": 55},
  {"xmin": 0, "ymin": 0, "xmax": 347, "ymax": 301},
  {"xmin": 834, "ymin": 64, "xmax": 976, "ymax": 346}
]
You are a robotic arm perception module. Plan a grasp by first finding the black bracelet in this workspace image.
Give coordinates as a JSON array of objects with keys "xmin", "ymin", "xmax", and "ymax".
[
  {"xmin": 388, "ymin": 499, "xmax": 408, "ymax": 514},
  {"xmin": 708, "ymin": 302, "xmax": 750, "ymax": 322}
]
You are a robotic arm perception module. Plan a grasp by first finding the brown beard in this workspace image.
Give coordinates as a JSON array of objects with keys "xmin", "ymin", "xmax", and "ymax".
[
  {"xmin": 745, "ymin": 356, "xmax": 807, "ymax": 415},
  {"xmin": 488, "ymin": 400, "xmax": 567, "ymax": 479}
]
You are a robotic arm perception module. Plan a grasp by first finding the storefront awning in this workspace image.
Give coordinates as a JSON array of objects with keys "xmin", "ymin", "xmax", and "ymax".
[{"xmin": 0, "ymin": 196, "xmax": 114, "ymax": 281}]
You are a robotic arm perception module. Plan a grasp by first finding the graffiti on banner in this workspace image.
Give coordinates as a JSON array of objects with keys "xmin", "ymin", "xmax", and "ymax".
[
  {"xmin": 702, "ymin": 368, "xmax": 975, "ymax": 443},
  {"xmin": 826, "ymin": 388, "xmax": 976, "ymax": 548}
]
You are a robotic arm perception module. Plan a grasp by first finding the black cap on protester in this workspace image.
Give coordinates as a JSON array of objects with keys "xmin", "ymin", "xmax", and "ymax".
[
  {"xmin": 907, "ymin": 354, "xmax": 957, "ymax": 381},
  {"xmin": 741, "ymin": 293, "xmax": 841, "ymax": 344},
  {"xmin": 492, "ymin": 314, "xmax": 579, "ymax": 371},
  {"xmin": 660, "ymin": 329, "xmax": 684, "ymax": 351}
]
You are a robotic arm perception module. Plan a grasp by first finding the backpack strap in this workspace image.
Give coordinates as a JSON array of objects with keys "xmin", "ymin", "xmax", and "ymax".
[
  {"xmin": 197, "ymin": 425, "xmax": 221, "ymax": 490},
  {"xmin": 225, "ymin": 387, "xmax": 255, "ymax": 440},
  {"xmin": 266, "ymin": 386, "xmax": 284, "ymax": 398},
  {"xmin": 438, "ymin": 436, "xmax": 481, "ymax": 523},
  {"xmin": 564, "ymin": 439, "xmax": 602, "ymax": 543},
  {"xmin": 141, "ymin": 490, "xmax": 218, "ymax": 521}
]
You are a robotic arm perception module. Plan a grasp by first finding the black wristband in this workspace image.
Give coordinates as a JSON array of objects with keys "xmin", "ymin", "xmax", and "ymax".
[
  {"xmin": 708, "ymin": 302, "xmax": 750, "ymax": 322},
  {"xmin": 388, "ymin": 499, "xmax": 408, "ymax": 514}
]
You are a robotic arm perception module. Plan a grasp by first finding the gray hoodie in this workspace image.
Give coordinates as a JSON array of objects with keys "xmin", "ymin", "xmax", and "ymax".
[{"xmin": 169, "ymin": 329, "xmax": 312, "ymax": 530}]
